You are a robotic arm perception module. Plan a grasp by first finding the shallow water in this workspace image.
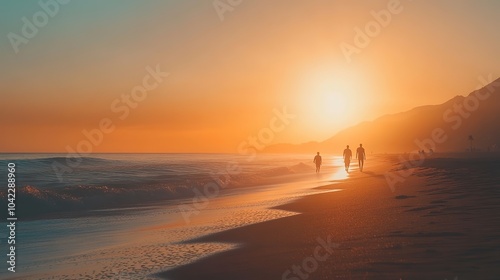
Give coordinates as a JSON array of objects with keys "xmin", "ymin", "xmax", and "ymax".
[
  {"xmin": 0, "ymin": 153, "xmax": 346, "ymax": 279},
  {"xmin": 0, "ymin": 153, "xmax": 341, "ymax": 219}
]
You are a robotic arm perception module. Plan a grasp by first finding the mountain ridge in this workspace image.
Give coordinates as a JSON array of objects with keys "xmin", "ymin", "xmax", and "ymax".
[{"xmin": 264, "ymin": 77, "xmax": 500, "ymax": 154}]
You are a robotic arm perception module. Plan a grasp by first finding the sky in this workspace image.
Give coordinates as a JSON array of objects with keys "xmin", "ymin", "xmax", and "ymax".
[{"xmin": 1, "ymin": 0, "xmax": 499, "ymax": 153}]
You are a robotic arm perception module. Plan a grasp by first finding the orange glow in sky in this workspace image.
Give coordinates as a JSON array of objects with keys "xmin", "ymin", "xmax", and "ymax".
[{"xmin": 1, "ymin": 1, "xmax": 499, "ymax": 153}]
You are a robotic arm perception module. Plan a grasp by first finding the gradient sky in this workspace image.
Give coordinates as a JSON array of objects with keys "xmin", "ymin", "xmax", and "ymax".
[{"xmin": 1, "ymin": 0, "xmax": 499, "ymax": 153}]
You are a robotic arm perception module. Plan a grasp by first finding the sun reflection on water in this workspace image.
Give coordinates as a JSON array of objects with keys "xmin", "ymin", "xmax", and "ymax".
[{"xmin": 328, "ymin": 157, "xmax": 349, "ymax": 181}]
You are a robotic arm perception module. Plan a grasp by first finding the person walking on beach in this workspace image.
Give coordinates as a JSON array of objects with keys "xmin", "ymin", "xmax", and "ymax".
[
  {"xmin": 313, "ymin": 152, "xmax": 322, "ymax": 173},
  {"xmin": 343, "ymin": 145, "xmax": 352, "ymax": 172},
  {"xmin": 356, "ymin": 144, "xmax": 366, "ymax": 172}
]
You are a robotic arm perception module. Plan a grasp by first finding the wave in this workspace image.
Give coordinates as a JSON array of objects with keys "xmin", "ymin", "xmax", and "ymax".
[
  {"xmin": 0, "ymin": 157, "xmax": 316, "ymax": 219},
  {"xmin": 0, "ymin": 184, "xmax": 195, "ymax": 219},
  {"xmin": 1, "ymin": 155, "xmax": 117, "ymax": 165}
]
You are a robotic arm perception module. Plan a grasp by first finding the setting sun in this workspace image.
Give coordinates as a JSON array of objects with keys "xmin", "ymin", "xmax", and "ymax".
[
  {"xmin": 290, "ymin": 65, "xmax": 370, "ymax": 141},
  {"xmin": 1, "ymin": 0, "xmax": 499, "ymax": 153}
]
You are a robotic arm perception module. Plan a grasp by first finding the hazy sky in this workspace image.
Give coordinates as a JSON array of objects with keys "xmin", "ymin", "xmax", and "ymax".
[{"xmin": 1, "ymin": 0, "xmax": 499, "ymax": 152}]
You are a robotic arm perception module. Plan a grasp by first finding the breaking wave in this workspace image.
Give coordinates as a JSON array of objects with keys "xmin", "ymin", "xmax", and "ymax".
[{"xmin": 0, "ymin": 155, "xmax": 316, "ymax": 219}]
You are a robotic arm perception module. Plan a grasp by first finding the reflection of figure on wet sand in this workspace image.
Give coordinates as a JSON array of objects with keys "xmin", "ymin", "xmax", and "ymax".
[
  {"xmin": 343, "ymin": 145, "xmax": 352, "ymax": 172},
  {"xmin": 313, "ymin": 152, "xmax": 322, "ymax": 173},
  {"xmin": 356, "ymin": 144, "xmax": 366, "ymax": 172}
]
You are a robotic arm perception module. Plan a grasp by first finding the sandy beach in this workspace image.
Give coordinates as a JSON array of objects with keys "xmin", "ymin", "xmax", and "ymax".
[{"xmin": 162, "ymin": 154, "xmax": 500, "ymax": 280}]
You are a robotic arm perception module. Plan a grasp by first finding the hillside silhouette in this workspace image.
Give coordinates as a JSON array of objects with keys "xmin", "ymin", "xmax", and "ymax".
[{"xmin": 265, "ymin": 77, "xmax": 500, "ymax": 154}]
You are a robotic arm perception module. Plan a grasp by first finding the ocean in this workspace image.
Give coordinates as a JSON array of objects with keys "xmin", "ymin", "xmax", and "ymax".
[{"xmin": 0, "ymin": 153, "xmax": 346, "ymax": 279}]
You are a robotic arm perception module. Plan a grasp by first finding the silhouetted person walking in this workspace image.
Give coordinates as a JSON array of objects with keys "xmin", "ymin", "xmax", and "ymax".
[
  {"xmin": 356, "ymin": 144, "xmax": 366, "ymax": 172},
  {"xmin": 313, "ymin": 152, "xmax": 322, "ymax": 173},
  {"xmin": 343, "ymin": 145, "xmax": 352, "ymax": 172}
]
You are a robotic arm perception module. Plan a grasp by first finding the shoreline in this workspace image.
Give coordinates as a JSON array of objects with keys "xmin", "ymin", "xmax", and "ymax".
[
  {"xmin": 0, "ymin": 160, "xmax": 343, "ymax": 280},
  {"xmin": 0, "ymin": 154, "xmax": 339, "ymax": 221},
  {"xmin": 160, "ymin": 154, "xmax": 500, "ymax": 280}
]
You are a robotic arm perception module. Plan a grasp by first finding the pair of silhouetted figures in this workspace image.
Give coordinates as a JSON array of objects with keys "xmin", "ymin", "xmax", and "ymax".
[
  {"xmin": 343, "ymin": 144, "xmax": 366, "ymax": 172},
  {"xmin": 313, "ymin": 144, "xmax": 366, "ymax": 173}
]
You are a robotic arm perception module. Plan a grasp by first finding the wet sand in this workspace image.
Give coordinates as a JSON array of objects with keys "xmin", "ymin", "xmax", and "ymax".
[{"xmin": 161, "ymin": 153, "xmax": 500, "ymax": 280}]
